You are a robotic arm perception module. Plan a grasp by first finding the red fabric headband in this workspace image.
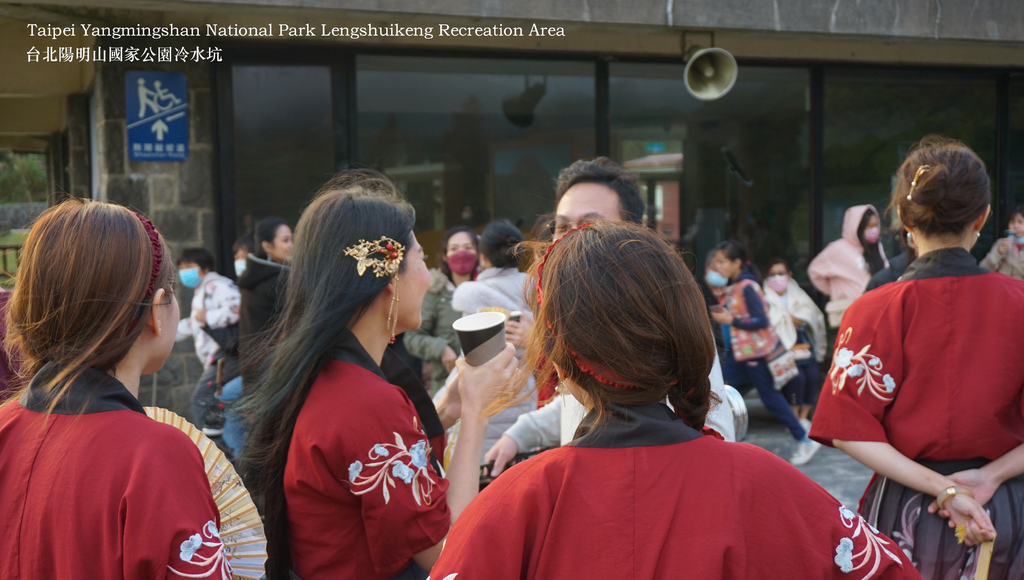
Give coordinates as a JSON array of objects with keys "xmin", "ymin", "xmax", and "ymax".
[
  {"xmin": 127, "ymin": 212, "xmax": 163, "ymax": 333},
  {"xmin": 536, "ymin": 223, "xmax": 638, "ymax": 390}
]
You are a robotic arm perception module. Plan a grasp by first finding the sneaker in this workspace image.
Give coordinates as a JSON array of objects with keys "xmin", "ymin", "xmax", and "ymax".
[
  {"xmin": 790, "ymin": 440, "xmax": 821, "ymax": 466},
  {"xmin": 799, "ymin": 418, "xmax": 812, "ymax": 435}
]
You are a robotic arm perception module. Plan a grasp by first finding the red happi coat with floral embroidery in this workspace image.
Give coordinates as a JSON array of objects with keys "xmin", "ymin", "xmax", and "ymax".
[
  {"xmin": 430, "ymin": 403, "xmax": 919, "ymax": 580},
  {"xmin": 0, "ymin": 364, "xmax": 229, "ymax": 580},
  {"xmin": 810, "ymin": 248, "xmax": 1024, "ymax": 462},
  {"xmin": 285, "ymin": 333, "xmax": 451, "ymax": 580}
]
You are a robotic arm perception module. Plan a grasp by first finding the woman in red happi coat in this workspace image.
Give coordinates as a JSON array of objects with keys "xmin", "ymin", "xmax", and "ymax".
[
  {"xmin": 431, "ymin": 222, "xmax": 918, "ymax": 580},
  {"xmin": 811, "ymin": 136, "xmax": 1024, "ymax": 579},
  {"xmin": 239, "ymin": 171, "xmax": 516, "ymax": 580},
  {"xmin": 0, "ymin": 200, "xmax": 229, "ymax": 579}
]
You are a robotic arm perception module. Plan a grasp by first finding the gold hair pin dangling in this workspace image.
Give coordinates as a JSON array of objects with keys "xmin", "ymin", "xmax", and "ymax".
[
  {"xmin": 384, "ymin": 274, "xmax": 400, "ymax": 344},
  {"xmin": 907, "ymin": 165, "xmax": 932, "ymax": 201},
  {"xmin": 346, "ymin": 236, "xmax": 405, "ymax": 343},
  {"xmin": 344, "ymin": 236, "xmax": 405, "ymax": 278}
]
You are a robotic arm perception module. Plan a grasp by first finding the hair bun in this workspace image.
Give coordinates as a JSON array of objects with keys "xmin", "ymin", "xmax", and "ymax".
[{"xmin": 890, "ymin": 136, "xmax": 989, "ymax": 237}]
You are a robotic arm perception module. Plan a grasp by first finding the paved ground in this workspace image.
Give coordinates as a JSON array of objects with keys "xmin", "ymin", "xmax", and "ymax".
[{"xmin": 740, "ymin": 393, "xmax": 873, "ymax": 510}]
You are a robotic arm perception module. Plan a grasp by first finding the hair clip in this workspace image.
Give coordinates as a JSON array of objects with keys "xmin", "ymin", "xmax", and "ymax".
[
  {"xmin": 344, "ymin": 236, "xmax": 405, "ymax": 278},
  {"xmin": 907, "ymin": 165, "xmax": 931, "ymax": 201}
]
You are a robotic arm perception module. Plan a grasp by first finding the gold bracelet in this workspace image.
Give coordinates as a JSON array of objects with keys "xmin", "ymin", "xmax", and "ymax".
[{"xmin": 936, "ymin": 485, "xmax": 973, "ymax": 510}]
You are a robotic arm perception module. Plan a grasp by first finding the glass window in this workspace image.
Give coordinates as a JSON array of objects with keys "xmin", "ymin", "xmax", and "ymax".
[
  {"xmin": 232, "ymin": 65, "xmax": 335, "ymax": 235},
  {"xmin": 823, "ymin": 69, "xmax": 997, "ymax": 261},
  {"xmin": 357, "ymin": 56, "xmax": 594, "ymax": 265},
  {"xmin": 609, "ymin": 64, "xmax": 811, "ymax": 278},
  {"xmin": 1009, "ymin": 75, "xmax": 1024, "ymax": 217}
]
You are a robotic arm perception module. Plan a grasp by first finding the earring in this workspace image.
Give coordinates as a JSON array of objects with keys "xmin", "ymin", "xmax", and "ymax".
[
  {"xmin": 976, "ymin": 231, "xmax": 981, "ymax": 238},
  {"xmin": 386, "ymin": 276, "xmax": 400, "ymax": 344},
  {"xmin": 557, "ymin": 380, "xmax": 567, "ymax": 407},
  {"xmin": 906, "ymin": 231, "xmax": 913, "ymax": 246}
]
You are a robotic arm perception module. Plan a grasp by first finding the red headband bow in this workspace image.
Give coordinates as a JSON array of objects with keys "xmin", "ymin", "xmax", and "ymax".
[
  {"xmin": 127, "ymin": 212, "xmax": 163, "ymax": 334},
  {"xmin": 536, "ymin": 223, "xmax": 638, "ymax": 390}
]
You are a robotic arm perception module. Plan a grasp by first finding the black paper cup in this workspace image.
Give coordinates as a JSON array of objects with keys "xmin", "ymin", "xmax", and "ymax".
[{"xmin": 452, "ymin": 312, "xmax": 507, "ymax": 366}]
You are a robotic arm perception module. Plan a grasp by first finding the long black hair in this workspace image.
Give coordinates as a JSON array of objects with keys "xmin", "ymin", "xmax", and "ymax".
[
  {"xmin": 238, "ymin": 170, "xmax": 414, "ymax": 580},
  {"xmin": 857, "ymin": 209, "xmax": 886, "ymax": 275},
  {"xmin": 715, "ymin": 239, "xmax": 762, "ymax": 283},
  {"xmin": 253, "ymin": 217, "xmax": 288, "ymax": 260}
]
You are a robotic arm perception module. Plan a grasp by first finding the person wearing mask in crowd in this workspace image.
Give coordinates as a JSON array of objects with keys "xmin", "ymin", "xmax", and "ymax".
[
  {"xmin": 238, "ymin": 171, "xmax": 516, "ymax": 580},
  {"xmin": 808, "ymin": 205, "xmax": 888, "ymax": 326},
  {"xmin": 484, "ymin": 158, "xmax": 735, "ymax": 477},
  {"xmin": 232, "ymin": 234, "xmax": 254, "ymax": 279},
  {"xmin": 710, "ymin": 241, "xmax": 819, "ymax": 465},
  {"xmin": 237, "ymin": 217, "xmax": 292, "ymax": 356},
  {"xmin": 811, "ymin": 137, "xmax": 1024, "ymax": 577},
  {"xmin": 980, "ymin": 204, "xmax": 1024, "ymax": 280},
  {"xmin": 0, "ymin": 200, "xmax": 230, "ymax": 579},
  {"xmin": 866, "ymin": 226, "xmax": 918, "ymax": 291},
  {"xmin": 403, "ymin": 226, "xmax": 479, "ymax": 395},
  {"xmin": 702, "ymin": 248, "xmax": 728, "ymax": 354},
  {"xmin": 174, "ymin": 248, "xmax": 241, "ymax": 438},
  {"xmin": 438, "ymin": 220, "xmax": 537, "ymax": 461},
  {"xmin": 430, "ymin": 222, "xmax": 916, "ymax": 580},
  {"xmin": 217, "ymin": 234, "xmax": 256, "ymax": 456},
  {"xmin": 763, "ymin": 258, "xmax": 827, "ymax": 430}
]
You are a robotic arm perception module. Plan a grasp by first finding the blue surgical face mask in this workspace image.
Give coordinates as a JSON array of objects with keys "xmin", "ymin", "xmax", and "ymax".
[
  {"xmin": 706, "ymin": 270, "xmax": 728, "ymax": 288},
  {"xmin": 234, "ymin": 259, "xmax": 247, "ymax": 277},
  {"xmin": 179, "ymin": 267, "xmax": 201, "ymax": 289}
]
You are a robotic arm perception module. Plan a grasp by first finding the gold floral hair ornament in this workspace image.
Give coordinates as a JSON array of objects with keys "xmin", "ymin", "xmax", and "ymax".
[
  {"xmin": 344, "ymin": 236, "xmax": 405, "ymax": 278},
  {"xmin": 907, "ymin": 165, "xmax": 932, "ymax": 201}
]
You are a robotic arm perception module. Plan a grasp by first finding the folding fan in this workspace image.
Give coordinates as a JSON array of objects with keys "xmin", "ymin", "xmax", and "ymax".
[{"xmin": 145, "ymin": 407, "xmax": 267, "ymax": 580}]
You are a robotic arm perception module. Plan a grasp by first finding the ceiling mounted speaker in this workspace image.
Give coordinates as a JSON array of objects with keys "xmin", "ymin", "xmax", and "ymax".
[{"xmin": 684, "ymin": 47, "xmax": 738, "ymax": 101}]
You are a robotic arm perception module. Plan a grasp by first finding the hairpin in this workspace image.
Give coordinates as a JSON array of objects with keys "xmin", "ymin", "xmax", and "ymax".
[
  {"xmin": 344, "ymin": 236, "xmax": 405, "ymax": 278},
  {"xmin": 907, "ymin": 165, "xmax": 931, "ymax": 201}
]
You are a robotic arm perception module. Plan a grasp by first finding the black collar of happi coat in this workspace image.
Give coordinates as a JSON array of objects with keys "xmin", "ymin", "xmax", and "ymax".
[
  {"xmin": 19, "ymin": 361, "xmax": 145, "ymax": 415},
  {"xmin": 331, "ymin": 329, "xmax": 444, "ymax": 442},
  {"xmin": 568, "ymin": 401, "xmax": 703, "ymax": 449},
  {"xmin": 899, "ymin": 247, "xmax": 987, "ymax": 282}
]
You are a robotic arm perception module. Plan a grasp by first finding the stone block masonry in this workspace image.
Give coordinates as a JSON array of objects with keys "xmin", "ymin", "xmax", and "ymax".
[{"xmin": 93, "ymin": 35, "xmax": 217, "ymax": 421}]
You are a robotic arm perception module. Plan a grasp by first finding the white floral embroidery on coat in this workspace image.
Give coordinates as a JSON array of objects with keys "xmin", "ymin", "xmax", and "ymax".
[
  {"xmin": 828, "ymin": 328, "xmax": 897, "ymax": 402},
  {"xmin": 835, "ymin": 506, "xmax": 902, "ymax": 579},
  {"xmin": 347, "ymin": 417, "xmax": 437, "ymax": 506},
  {"xmin": 167, "ymin": 520, "xmax": 232, "ymax": 579}
]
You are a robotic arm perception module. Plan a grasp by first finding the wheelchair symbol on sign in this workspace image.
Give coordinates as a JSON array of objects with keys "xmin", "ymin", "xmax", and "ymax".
[{"xmin": 134, "ymin": 78, "xmax": 185, "ymax": 141}]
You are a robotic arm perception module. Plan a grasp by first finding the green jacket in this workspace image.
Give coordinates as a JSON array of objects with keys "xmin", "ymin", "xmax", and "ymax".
[{"xmin": 403, "ymin": 269, "xmax": 462, "ymax": 394}]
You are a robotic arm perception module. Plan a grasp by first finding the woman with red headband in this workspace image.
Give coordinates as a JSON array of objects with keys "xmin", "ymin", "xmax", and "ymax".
[
  {"xmin": 0, "ymin": 199, "xmax": 230, "ymax": 579},
  {"xmin": 430, "ymin": 222, "xmax": 917, "ymax": 580}
]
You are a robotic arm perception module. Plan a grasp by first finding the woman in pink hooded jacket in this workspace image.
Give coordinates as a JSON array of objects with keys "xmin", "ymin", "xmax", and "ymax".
[{"xmin": 808, "ymin": 205, "xmax": 888, "ymax": 327}]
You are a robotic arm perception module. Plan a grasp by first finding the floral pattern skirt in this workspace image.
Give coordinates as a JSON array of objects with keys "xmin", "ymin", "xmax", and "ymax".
[{"xmin": 861, "ymin": 458, "xmax": 1024, "ymax": 580}]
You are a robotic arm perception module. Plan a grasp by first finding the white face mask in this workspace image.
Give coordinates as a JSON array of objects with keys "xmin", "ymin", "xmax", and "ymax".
[{"xmin": 234, "ymin": 259, "xmax": 247, "ymax": 277}]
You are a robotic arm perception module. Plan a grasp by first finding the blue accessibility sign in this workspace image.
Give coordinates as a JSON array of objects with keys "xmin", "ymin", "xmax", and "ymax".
[{"xmin": 125, "ymin": 71, "xmax": 188, "ymax": 161}]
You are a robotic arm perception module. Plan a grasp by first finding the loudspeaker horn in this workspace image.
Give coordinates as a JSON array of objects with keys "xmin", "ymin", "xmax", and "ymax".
[{"xmin": 684, "ymin": 47, "xmax": 737, "ymax": 101}]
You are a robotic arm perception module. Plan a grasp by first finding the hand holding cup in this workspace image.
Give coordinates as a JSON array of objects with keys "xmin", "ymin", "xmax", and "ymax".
[{"xmin": 455, "ymin": 343, "xmax": 517, "ymax": 421}]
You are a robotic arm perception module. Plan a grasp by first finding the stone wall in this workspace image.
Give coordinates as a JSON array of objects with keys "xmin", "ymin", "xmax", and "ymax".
[
  {"xmin": 92, "ymin": 37, "xmax": 215, "ymax": 420},
  {"xmin": 0, "ymin": 203, "xmax": 46, "ymax": 230}
]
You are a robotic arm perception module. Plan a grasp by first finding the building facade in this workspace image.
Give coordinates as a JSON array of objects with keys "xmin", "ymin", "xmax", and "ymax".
[{"xmin": 2, "ymin": 0, "xmax": 1022, "ymax": 418}]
